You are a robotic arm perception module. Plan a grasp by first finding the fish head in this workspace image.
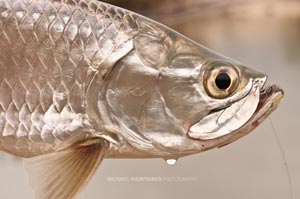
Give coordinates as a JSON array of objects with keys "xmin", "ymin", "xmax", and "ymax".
[
  {"xmin": 102, "ymin": 19, "xmax": 283, "ymax": 157},
  {"xmin": 156, "ymin": 38, "xmax": 284, "ymax": 153}
]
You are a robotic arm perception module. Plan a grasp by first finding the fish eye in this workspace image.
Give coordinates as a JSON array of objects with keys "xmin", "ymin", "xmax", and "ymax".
[
  {"xmin": 204, "ymin": 63, "xmax": 239, "ymax": 99},
  {"xmin": 215, "ymin": 72, "xmax": 231, "ymax": 90}
]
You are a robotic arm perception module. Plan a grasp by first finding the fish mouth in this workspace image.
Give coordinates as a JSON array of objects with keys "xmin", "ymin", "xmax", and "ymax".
[
  {"xmin": 247, "ymin": 84, "xmax": 283, "ymax": 130},
  {"xmin": 218, "ymin": 84, "xmax": 284, "ymax": 147},
  {"xmin": 257, "ymin": 85, "xmax": 283, "ymax": 111}
]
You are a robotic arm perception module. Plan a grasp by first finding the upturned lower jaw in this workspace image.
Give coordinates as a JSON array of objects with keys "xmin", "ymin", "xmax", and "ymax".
[
  {"xmin": 250, "ymin": 84, "xmax": 283, "ymax": 124},
  {"xmin": 218, "ymin": 84, "xmax": 284, "ymax": 148},
  {"xmin": 258, "ymin": 84, "xmax": 284, "ymax": 109}
]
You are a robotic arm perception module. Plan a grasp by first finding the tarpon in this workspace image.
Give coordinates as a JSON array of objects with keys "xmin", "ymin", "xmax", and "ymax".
[{"xmin": 0, "ymin": 0, "xmax": 283, "ymax": 198}]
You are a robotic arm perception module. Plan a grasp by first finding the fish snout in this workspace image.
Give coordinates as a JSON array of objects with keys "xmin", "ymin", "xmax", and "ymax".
[
  {"xmin": 254, "ymin": 75, "xmax": 267, "ymax": 91},
  {"xmin": 243, "ymin": 67, "xmax": 268, "ymax": 90}
]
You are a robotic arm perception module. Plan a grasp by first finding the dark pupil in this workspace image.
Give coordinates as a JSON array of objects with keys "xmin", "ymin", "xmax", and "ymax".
[{"xmin": 215, "ymin": 73, "xmax": 231, "ymax": 90}]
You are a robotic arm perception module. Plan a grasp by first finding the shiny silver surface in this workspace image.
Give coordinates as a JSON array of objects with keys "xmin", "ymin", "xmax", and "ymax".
[
  {"xmin": 0, "ymin": 0, "xmax": 138, "ymax": 156},
  {"xmin": 0, "ymin": 0, "xmax": 286, "ymax": 199},
  {"xmin": 0, "ymin": 0, "xmax": 282, "ymax": 160}
]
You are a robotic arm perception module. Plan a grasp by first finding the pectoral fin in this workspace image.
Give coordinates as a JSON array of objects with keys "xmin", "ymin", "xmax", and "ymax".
[{"xmin": 24, "ymin": 138, "xmax": 109, "ymax": 199}]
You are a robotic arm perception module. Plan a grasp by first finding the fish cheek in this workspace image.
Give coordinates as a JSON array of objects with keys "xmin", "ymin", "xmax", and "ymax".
[{"xmin": 158, "ymin": 73, "xmax": 209, "ymax": 128}]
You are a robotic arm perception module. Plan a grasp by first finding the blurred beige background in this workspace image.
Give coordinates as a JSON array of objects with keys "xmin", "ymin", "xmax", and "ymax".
[{"xmin": 0, "ymin": 0, "xmax": 299, "ymax": 198}]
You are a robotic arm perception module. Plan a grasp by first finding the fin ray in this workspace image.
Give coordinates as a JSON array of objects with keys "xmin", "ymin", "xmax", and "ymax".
[{"xmin": 24, "ymin": 139, "xmax": 109, "ymax": 199}]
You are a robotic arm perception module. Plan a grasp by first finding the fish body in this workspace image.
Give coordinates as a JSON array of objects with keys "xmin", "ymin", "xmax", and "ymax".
[
  {"xmin": 0, "ymin": 0, "xmax": 137, "ymax": 157},
  {"xmin": 0, "ymin": 0, "xmax": 284, "ymax": 198}
]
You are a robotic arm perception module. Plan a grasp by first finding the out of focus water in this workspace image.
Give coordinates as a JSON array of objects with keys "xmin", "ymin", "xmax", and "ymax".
[{"xmin": 0, "ymin": 1, "xmax": 299, "ymax": 199}]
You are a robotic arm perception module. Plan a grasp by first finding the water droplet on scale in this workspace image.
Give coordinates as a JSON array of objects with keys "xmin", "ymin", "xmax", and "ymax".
[{"xmin": 165, "ymin": 159, "xmax": 177, "ymax": 166}]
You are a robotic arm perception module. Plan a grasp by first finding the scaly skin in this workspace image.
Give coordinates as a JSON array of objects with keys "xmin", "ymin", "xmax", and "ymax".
[
  {"xmin": 0, "ymin": 0, "xmax": 283, "ymax": 161},
  {"xmin": 0, "ymin": 0, "xmax": 137, "ymax": 157}
]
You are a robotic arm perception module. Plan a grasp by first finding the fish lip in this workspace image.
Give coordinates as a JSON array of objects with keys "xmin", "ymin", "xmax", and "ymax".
[
  {"xmin": 218, "ymin": 84, "xmax": 284, "ymax": 147},
  {"xmin": 258, "ymin": 84, "xmax": 284, "ymax": 109},
  {"xmin": 253, "ymin": 84, "xmax": 284, "ymax": 122}
]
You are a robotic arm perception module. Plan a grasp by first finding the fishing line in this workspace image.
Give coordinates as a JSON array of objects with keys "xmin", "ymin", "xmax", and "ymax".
[{"xmin": 269, "ymin": 117, "xmax": 293, "ymax": 199}]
